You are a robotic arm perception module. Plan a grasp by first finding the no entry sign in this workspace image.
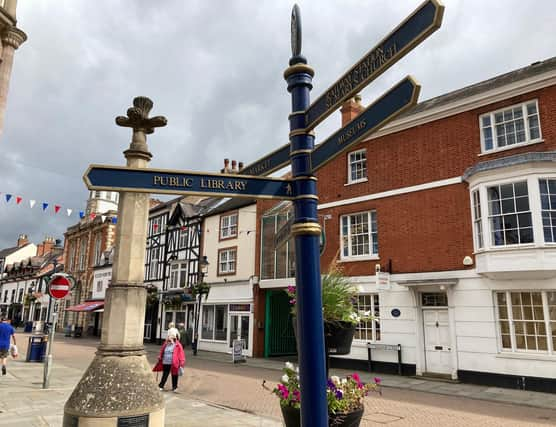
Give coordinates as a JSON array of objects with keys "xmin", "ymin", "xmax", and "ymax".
[{"xmin": 48, "ymin": 274, "xmax": 71, "ymax": 299}]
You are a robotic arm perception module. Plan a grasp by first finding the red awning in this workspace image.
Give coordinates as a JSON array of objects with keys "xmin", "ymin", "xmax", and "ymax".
[{"xmin": 65, "ymin": 301, "xmax": 104, "ymax": 312}]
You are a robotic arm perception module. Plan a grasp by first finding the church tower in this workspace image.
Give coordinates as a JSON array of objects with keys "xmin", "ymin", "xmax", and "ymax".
[{"xmin": 0, "ymin": 0, "xmax": 26, "ymax": 140}]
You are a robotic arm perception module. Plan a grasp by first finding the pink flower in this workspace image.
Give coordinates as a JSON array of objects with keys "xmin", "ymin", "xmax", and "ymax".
[
  {"xmin": 289, "ymin": 298, "xmax": 296, "ymax": 305},
  {"xmin": 351, "ymin": 373, "xmax": 361, "ymax": 383},
  {"xmin": 287, "ymin": 285, "xmax": 296, "ymax": 293},
  {"xmin": 374, "ymin": 377, "xmax": 382, "ymax": 384},
  {"xmin": 292, "ymin": 390, "xmax": 300, "ymax": 402}
]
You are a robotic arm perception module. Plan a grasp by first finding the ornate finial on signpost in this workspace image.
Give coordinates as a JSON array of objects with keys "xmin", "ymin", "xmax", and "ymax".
[
  {"xmin": 116, "ymin": 96, "xmax": 167, "ymax": 134},
  {"xmin": 290, "ymin": 4, "xmax": 306, "ymax": 65},
  {"xmin": 117, "ymin": 96, "xmax": 167, "ymax": 161}
]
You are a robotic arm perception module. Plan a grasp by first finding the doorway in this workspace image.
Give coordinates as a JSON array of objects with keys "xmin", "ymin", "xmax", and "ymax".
[
  {"xmin": 421, "ymin": 291, "xmax": 453, "ymax": 375},
  {"xmin": 229, "ymin": 313, "xmax": 250, "ymax": 351}
]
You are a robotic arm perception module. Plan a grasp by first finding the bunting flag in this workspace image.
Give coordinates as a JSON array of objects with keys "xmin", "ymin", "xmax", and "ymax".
[
  {"xmin": 0, "ymin": 189, "xmax": 120, "ymax": 227},
  {"xmin": 153, "ymin": 224, "xmax": 158, "ymax": 231},
  {"xmin": 181, "ymin": 226, "xmax": 187, "ymax": 231}
]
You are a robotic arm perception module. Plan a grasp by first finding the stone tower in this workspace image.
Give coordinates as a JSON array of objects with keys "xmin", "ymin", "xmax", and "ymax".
[
  {"xmin": 0, "ymin": 0, "xmax": 26, "ymax": 140},
  {"xmin": 85, "ymin": 190, "xmax": 119, "ymax": 217}
]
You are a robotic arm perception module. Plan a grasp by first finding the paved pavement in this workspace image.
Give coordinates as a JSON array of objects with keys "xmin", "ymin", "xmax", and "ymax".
[{"xmin": 1, "ymin": 332, "xmax": 556, "ymax": 426}]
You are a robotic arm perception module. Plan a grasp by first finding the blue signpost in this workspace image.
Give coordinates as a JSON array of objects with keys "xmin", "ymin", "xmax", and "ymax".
[{"xmin": 83, "ymin": 2, "xmax": 444, "ymax": 425}]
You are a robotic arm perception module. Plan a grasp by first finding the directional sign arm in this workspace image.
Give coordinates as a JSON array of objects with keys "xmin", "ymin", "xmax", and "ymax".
[
  {"xmin": 240, "ymin": 143, "xmax": 291, "ymax": 177},
  {"xmin": 311, "ymin": 76, "xmax": 420, "ymax": 172},
  {"xmin": 305, "ymin": 0, "xmax": 443, "ymax": 131},
  {"xmin": 84, "ymin": 165, "xmax": 296, "ymax": 200}
]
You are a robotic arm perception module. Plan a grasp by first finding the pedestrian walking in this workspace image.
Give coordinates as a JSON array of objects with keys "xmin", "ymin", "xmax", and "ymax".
[
  {"xmin": 167, "ymin": 322, "xmax": 180, "ymax": 341},
  {"xmin": 177, "ymin": 322, "xmax": 188, "ymax": 347},
  {"xmin": 0, "ymin": 317, "xmax": 16, "ymax": 375},
  {"xmin": 153, "ymin": 331, "xmax": 185, "ymax": 392}
]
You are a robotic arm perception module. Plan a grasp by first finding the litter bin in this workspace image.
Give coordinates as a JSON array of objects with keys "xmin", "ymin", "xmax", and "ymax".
[
  {"xmin": 24, "ymin": 321, "xmax": 33, "ymax": 333},
  {"xmin": 26, "ymin": 335, "xmax": 47, "ymax": 362}
]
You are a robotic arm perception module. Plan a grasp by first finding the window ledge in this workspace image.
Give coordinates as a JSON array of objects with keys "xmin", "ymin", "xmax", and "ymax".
[
  {"xmin": 339, "ymin": 255, "xmax": 380, "ymax": 263},
  {"xmin": 345, "ymin": 178, "xmax": 368, "ymax": 186},
  {"xmin": 496, "ymin": 351, "xmax": 556, "ymax": 362},
  {"xmin": 478, "ymin": 139, "xmax": 544, "ymax": 156}
]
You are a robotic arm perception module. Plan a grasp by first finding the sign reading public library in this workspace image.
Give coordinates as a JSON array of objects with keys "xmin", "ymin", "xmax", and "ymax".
[{"xmin": 84, "ymin": 165, "xmax": 294, "ymax": 200}]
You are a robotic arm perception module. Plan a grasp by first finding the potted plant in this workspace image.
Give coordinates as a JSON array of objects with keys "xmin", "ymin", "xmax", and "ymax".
[
  {"xmin": 265, "ymin": 362, "xmax": 381, "ymax": 427},
  {"xmin": 286, "ymin": 268, "xmax": 372, "ymax": 355}
]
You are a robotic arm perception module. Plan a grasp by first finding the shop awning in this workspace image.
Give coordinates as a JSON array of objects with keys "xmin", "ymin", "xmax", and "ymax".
[{"xmin": 65, "ymin": 301, "xmax": 104, "ymax": 312}]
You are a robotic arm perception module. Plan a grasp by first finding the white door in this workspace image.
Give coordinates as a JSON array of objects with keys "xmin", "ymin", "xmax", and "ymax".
[{"xmin": 423, "ymin": 309, "xmax": 452, "ymax": 374}]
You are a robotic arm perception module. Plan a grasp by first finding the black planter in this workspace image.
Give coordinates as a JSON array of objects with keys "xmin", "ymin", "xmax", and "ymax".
[
  {"xmin": 280, "ymin": 405, "xmax": 364, "ymax": 427},
  {"xmin": 324, "ymin": 321, "xmax": 356, "ymax": 355},
  {"xmin": 292, "ymin": 318, "xmax": 356, "ymax": 356}
]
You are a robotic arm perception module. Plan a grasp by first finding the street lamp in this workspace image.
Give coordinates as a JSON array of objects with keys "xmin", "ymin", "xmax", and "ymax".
[{"xmin": 191, "ymin": 255, "xmax": 209, "ymax": 356}]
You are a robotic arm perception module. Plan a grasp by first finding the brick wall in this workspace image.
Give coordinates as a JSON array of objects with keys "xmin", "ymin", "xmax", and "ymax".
[{"xmin": 315, "ymin": 84, "xmax": 556, "ymax": 274}]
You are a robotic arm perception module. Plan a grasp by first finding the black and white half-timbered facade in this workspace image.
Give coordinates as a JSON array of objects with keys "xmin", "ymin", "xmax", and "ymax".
[{"xmin": 144, "ymin": 197, "xmax": 219, "ymax": 343}]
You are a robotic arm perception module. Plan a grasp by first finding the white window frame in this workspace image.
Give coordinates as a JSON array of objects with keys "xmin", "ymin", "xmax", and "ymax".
[
  {"xmin": 218, "ymin": 248, "xmax": 237, "ymax": 275},
  {"xmin": 220, "ymin": 213, "xmax": 238, "ymax": 239},
  {"xmin": 179, "ymin": 227, "xmax": 188, "ymax": 248},
  {"xmin": 201, "ymin": 304, "xmax": 228, "ymax": 342},
  {"xmin": 354, "ymin": 294, "xmax": 380, "ymax": 342},
  {"xmin": 471, "ymin": 189, "xmax": 484, "ymax": 249},
  {"xmin": 347, "ymin": 149, "xmax": 368, "ymax": 184},
  {"xmin": 168, "ymin": 261, "xmax": 188, "ymax": 289},
  {"xmin": 494, "ymin": 290, "xmax": 556, "ymax": 355},
  {"xmin": 470, "ymin": 174, "xmax": 556, "ymax": 251},
  {"xmin": 96, "ymin": 280, "xmax": 103, "ymax": 293},
  {"xmin": 540, "ymin": 178, "xmax": 556, "ymax": 243},
  {"xmin": 479, "ymin": 99, "xmax": 542, "ymax": 154},
  {"xmin": 340, "ymin": 210, "xmax": 378, "ymax": 261}
]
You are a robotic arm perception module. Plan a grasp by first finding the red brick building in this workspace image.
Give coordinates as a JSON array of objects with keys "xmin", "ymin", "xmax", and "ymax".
[{"xmin": 255, "ymin": 57, "xmax": 556, "ymax": 392}]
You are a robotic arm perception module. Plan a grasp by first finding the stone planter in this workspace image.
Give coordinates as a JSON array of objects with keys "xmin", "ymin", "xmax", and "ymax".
[{"xmin": 281, "ymin": 405, "xmax": 364, "ymax": 427}]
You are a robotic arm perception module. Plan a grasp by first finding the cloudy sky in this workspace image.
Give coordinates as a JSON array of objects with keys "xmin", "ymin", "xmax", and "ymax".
[{"xmin": 0, "ymin": 0, "xmax": 555, "ymax": 248}]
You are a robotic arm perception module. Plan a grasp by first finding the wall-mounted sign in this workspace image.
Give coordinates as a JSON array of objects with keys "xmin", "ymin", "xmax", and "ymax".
[
  {"xmin": 391, "ymin": 308, "xmax": 401, "ymax": 318},
  {"xmin": 376, "ymin": 271, "xmax": 391, "ymax": 291}
]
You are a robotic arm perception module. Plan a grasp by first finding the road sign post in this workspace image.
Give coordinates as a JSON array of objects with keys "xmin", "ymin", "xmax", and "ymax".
[
  {"xmin": 43, "ymin": 274, "xmax": 71, "ymax": 390},
  {"xmin": 284, "ymin": 5, "xmax": 328, "ymax": 426}
]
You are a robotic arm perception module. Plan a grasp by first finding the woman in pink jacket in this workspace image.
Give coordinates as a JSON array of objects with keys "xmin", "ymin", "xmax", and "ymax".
[{"xmin": 153, "ymin": 331, "xmax": 185, "ymax": 392}]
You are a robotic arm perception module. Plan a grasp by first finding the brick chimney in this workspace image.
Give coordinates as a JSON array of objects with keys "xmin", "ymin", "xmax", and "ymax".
[
  {"xmin": 17, "ymin": 234, "xmax": 28, "ymax": 247},
  {"xmin": 37, "ymin": 236, "xmax": 55, "ymax": 256},
  {"xmin": 340, "ymin": 94, "xmax": 364, "ymax": 126},
  {"xmin": 220, "ymin": 158, "xmax": 230, "ymax": 173}
]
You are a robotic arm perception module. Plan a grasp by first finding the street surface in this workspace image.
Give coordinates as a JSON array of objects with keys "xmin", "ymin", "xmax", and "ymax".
[{"xmin": 1, "ymin": 333, "xmax": 556, "ymax": 426}]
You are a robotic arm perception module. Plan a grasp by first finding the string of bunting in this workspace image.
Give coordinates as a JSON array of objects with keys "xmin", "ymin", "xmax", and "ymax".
[{"xmin": 0, "ymin": 191, "xmax": 117, "ymax": 224}]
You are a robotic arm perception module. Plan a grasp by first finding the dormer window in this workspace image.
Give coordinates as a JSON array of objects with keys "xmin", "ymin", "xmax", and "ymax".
[{"xmin": 480, "ymin": 100, "xmax": 541, "ymax": 153}]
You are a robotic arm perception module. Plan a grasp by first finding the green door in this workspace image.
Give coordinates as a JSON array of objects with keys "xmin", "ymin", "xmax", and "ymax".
[{"xmin": 265, "ymin": 290, "xmax": 297, "ymax": 356}]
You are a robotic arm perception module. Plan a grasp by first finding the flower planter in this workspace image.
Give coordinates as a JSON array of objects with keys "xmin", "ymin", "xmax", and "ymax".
[
  {"xmin": 292, "ymin": 318, "xmax": 355, "ymax": 355},
  {"xmin": 324, "ymin": 321, "xmax": 356, "ymax": 355},
  {"xmin": 281, "ymin": 405, "xmax": 364, "ymax": 427}
]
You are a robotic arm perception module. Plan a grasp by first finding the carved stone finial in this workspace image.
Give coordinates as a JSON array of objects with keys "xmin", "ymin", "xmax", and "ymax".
[{"xmin": 115, "ymin": 96, "xmax": 167, "ymax": 134}]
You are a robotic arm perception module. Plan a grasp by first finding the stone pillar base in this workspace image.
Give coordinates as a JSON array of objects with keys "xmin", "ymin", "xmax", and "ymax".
[{"xmin": 63, "ymin": 353, "xmax": 163, "ymax": 427}]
